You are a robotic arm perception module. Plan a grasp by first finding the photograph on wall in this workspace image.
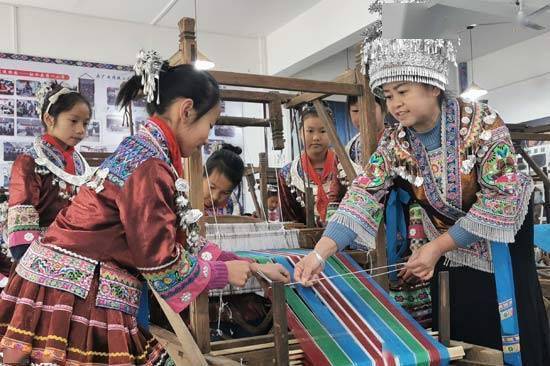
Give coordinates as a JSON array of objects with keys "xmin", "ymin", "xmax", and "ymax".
[
  {"xmin": 107, "ymin": 87, "xmax": 119, "ymax": 106},
  {"xmin": 16, "ymin": 100, "xmax": 39, "ymax": 119},
  {"xmin": 0, "ymin": 79, "xmax": 15, "ymax": 96},
  {"xmin": 16, "ymin": 118, "xmax": 43, "ymax": 137},
  {"xmin": 83, "ymin": 119, "xmax": 101, "ymax": 143},
  {"xmin": 0, "ymin": 117, "xmax": 14, "ymax": 136},
  {"xmin": 106, "ymin": 114, "xmax": 129, "ymax": 133},
  {"xmin": 16, "ymin": 79, "xmax": 42, "ymax": 97},
  {"xmin": 78, "ymin": 76, "xmax": 95, "ymax": 107},
  {"xmin": 3, "ymin": 141, "xmax": 32, "ymax": 161},
  {"xmin": 0, "ymin": 99, "xmax": 15, "ymax": 116},
  {"xmin": 0, "ymin": 53, "xmax": 139, "ymax": 181}
]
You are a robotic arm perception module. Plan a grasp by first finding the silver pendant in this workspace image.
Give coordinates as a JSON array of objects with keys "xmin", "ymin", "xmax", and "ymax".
[{"xmin": 175, "ymin": 178, "xmax": 189, "ymax": 193}]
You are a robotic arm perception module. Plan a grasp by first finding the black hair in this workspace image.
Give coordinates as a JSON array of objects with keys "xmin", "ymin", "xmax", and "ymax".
[
  {"xmin": 40, "ymin": 82, "xmax": 91, "ymax": 129},
  {"xmin": 346, "ymin": 95, "xmax": 358, "ymax": 109},
  {"xmin": 267, "ymin": 189, "xmax": 279, "ymax": 198},
  {"xmin": 117, "ymin": 62, "xmax": 220, "ymax": 120},
  {"xmin": 299, "ymin": 101, "xmax": 334, "ymax": 128},
  {"xmin": 204, "ymin": 143, "xmax": 244, "ymax": 189}
]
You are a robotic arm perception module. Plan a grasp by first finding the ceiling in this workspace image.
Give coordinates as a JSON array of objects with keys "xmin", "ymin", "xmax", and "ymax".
[
  {"xmin": 0, "ymin": 0, "xmax": 322, "ymax": 37},
  {"xmin": 383, "ymin": 0, "xmax": 550, "ymax": 62}
]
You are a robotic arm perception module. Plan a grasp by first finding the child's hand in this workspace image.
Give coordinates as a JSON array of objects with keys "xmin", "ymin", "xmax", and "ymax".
[
  {"xmin": 253, "ymin": 263, "xmax": 290, "ymax": 284},
  {"xmin": 225, "ymin": 260, "xmax": 252, "ymax": 287}
]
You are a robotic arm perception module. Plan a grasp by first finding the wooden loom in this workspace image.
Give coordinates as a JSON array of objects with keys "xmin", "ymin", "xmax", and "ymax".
[
  {"xmin": 84, "ymin": 14, "xmax": 550, "ymax": 366},
  {"xmin": 139, "ymin": 16, "xmax": 468, "ymax": 366}
]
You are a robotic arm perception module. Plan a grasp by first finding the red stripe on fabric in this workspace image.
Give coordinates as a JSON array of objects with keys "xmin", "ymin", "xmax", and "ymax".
[
  {"xmin": 287, "ymin": 306, "xmax": 332, "ymax": 366},
  {"xmin": 336, "ymin": 254, "xmax": 442, "ymax": 366},
  {"xmin": 283, "ymin": 253, "xmax": 388, "ymax": 366}
]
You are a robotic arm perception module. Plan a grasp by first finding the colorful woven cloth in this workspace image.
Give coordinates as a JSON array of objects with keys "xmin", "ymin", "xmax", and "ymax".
[{"xmin": 239, "ymin": 249, "xmax": 450, "ymax": 366}]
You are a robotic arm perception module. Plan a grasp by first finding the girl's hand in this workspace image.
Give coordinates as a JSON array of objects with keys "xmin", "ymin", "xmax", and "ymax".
[
  {"xmin": 252, "ymin": 263, "xmax": 290, "ymax": 284},
  {"xmin": 225, "ymin": 260, "xmax": 252, "ymax": 287}
]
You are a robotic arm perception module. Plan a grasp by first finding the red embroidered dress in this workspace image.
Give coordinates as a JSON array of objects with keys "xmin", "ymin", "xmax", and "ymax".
[{"xmin": 0, "ymin": 119, "xmax": 238, "ymax": 365}]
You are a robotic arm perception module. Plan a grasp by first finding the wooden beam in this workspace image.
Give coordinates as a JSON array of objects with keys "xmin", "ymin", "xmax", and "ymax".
[
  {"xmin": 150, "ymin": 293, "xmax": 208, "ymax": 366},
  {"xmin": 217, "ymin": 116, "xmax": 270, "ymax": 127},
  {"xmin": 356, "ymin": 68, "xmax": 379, "ymax": 160},
  {"xmin": 171, "ymin": 16, "xmax": 211, "ymax": 354},
  {"xmin": 305, "ymin": 187, "xmax": 316, "ymax": 229},
  {"xmin": 313, "ymin": 99, "xmax": 357, "ymax": 181},
  {"xmin": 268, "ymin": 95, "xmax": 285, "ymax": 150},
  {"xmin": 244, "ymin": 166, "xmax": 265, "ymax": 220},
  {"xmin": 510, "ymin": 132, "xmax": 550, "ymax": 141},
  {"xmin": 209, "ymin": 70, "xmax": 362, "ymax": 95},
  {"xmin": 220, "ymin": 89, "xmax": 295, "ymax": 103},
  {"xmin": 285, "ymin": 69, "xmax": 357, "ymax": 108},
  {"xmin": 259, "ymin": 153, "xmax": 269, "ymax": 219},
  {"xmin": 272, "ymin": 282, "xmax": 290, "ymax": 366},
  {"xmin": 517, "ymin": 146, "xmax": 550, "ymax": 186}
]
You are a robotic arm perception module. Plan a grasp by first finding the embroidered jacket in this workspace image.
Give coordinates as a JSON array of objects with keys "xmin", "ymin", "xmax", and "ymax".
[
  {"xmin": 278, "ymin": 152, "xmax": 346, "ymax": 227},
  {"xmin": 6, "ymin": 136, "xmax": 91, "ymax": 257},
  {"xmin": 24, "ymin": 120, "xmax": 235, "ymax": 316},
  {"xmin": 330, "ymin": 98, "xmax": 534, "ymax": 272}
]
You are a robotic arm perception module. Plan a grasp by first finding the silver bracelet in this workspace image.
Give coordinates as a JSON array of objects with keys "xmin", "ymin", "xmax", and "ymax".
[{"xmin": 313, "ymin": 250, "xmax": 326, "ymax": 267}]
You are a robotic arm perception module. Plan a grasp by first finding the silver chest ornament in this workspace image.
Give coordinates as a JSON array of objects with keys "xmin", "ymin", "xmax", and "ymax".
[{"xmin": 174, "ymin": 178, "xmax": 203, "ymax": 253}]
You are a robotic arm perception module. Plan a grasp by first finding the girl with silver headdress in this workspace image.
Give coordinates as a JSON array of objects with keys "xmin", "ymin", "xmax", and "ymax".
[
  {"xmin": 295, "ymin": 38, "xmax": 549, "ymax": 365},
  {"xmin": 278, "ymin": 101, "xmax": 347, "ymax": 227},
  {"xmin": 3, "ymin": 81, "xmax": 93, "ymax": 266},
  {"xmin": 0, "ymin": 50, "xmax": 289, "ymax": 365}
]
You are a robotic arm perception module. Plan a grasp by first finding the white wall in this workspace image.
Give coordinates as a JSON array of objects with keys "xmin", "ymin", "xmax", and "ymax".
[
  {"xmin": 0, "ymin": 4, "xmax": 261, "ymax": 73},
  {"xmin": 470, "ymin": 32, "xmax": 550, "ymax": 124}
]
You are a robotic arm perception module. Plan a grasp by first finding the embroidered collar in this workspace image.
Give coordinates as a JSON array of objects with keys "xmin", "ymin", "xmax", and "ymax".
[
  {"xmin": 33, "ymin": 136, "xmax": 92, "ymax": 187},
  {"xmin": 148, "ymin": 116, "xmax": 184, "ymax": 176}
]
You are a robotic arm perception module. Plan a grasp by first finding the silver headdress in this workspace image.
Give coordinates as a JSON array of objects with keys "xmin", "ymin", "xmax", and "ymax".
[
  {"xmin": 35, "ymin": 82, "xmax": 76, "ymax": 117},
  {"xmin": 364, "ymin": 38, "xmax": 457, "ymax": 97},
  {"xmin": 133, "ymin": 49, "xmax": 164, "ymax": 104}
]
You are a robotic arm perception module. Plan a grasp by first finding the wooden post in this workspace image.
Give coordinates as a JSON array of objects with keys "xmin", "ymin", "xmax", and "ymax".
[
  {"xmin": 244, "ymin": 165, "xmax": 265, "ymax": 220},
  {"xmin": 439, "ymin": 271, "xmax": 451, "ymax": 347},
  {"xmin": 356, "ymin": 66, "xmax": 388, "ymax": 287},
  {"xmin": 259, "ymin": 152, "xmax": 269, "ymax": 219},
  {"xmin": 305, "ymin": 187, "xmax": 315, "ymax": 228},
  {"xmin": 272, "ymin": 281, "xmax": 289, "ymax": 366},
  {"xmin": 355, "ymin": 68, "xmax": 379, "ymax": 165},
  {"xmin": 517, "ymin": 147, "xmax": 550, "ymax": 186},
  {"xmin": 169, "ymin": 17, "xmax": 211, "ymax": 354},
  {"xmin": 312, "ymin": 100, "xmax": 357, "ymax": 181},
  {"xmin": 268, "ymin": 94, "xmax": 285, "ymax": 150}
]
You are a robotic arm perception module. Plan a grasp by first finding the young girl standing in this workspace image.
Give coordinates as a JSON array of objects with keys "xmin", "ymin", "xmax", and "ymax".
[
  {"xmin": 0, "ymin": 51, "xmax": 289, "ymax": 365},
  {"xmin": 278, "ymin": 102, "xmax": 347, "ymax": 226},
  {"xmin": 6, "ymin": 82, "xmax": 93, "ymax": 261}
]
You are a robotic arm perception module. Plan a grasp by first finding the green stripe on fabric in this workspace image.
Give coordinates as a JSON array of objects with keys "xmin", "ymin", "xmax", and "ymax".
[
  {"xmin": 238, "ymin": 251, "xmax": 353, "ymax": 365},
  {"xmin": 328, "ymin": 256, "xmax": 430, "ymax": 366}
]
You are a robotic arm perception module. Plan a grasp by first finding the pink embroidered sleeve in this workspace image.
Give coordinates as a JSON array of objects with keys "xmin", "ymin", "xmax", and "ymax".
[
  {"xmin": 117, "ymin": 159, "xmax": 228, "ymax": 313},
  {"xmin": 7, "ymin": 155, "xmax": 41, "ymax": 250}
]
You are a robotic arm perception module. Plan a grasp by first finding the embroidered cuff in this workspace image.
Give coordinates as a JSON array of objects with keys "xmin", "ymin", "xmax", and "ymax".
[
  {"xmin": 323, "ymin": 221, "xmax": 357, "ymax": 252},
  {"xmin": 7, "ymin": 205, "xmax": 40, "ymax": 248},
  {"xmin": 140, "ymin": 250, "xmax": 211, "ymax": 314},
  {"xmin": 448, "ymin": 224, "xmax": 481, "ymax": 248},
  {"xmin": 206, "ymin": 261, "xmax": 229, "ymax": 290}
]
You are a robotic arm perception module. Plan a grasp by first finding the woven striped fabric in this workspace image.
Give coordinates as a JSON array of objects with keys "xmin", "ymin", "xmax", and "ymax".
[{"xmin": 238, "ymin": 249, "xmax": 450, "ymax": 366}]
